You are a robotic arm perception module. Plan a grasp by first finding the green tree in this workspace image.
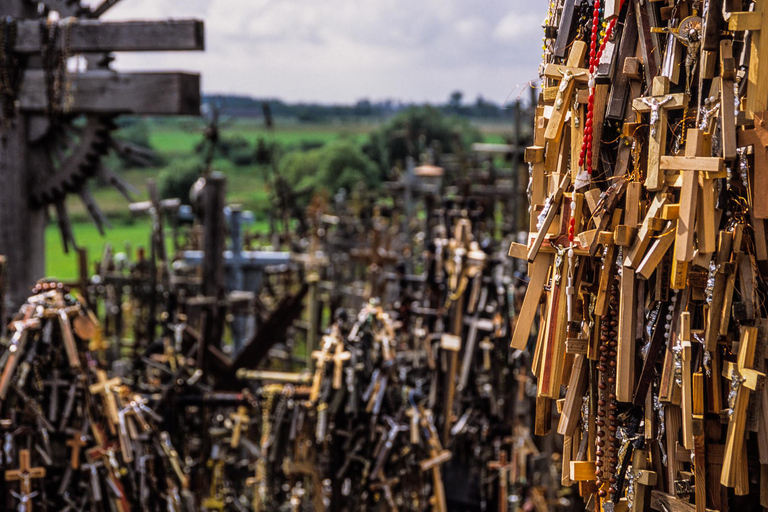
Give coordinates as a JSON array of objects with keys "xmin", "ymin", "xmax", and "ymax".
[
  {"xmin": 363, "ymin": 105, "xmax": 481, "ymax": 173},
  {"xmin": 278, "ymin": 140, "xmax": 379, "ymax": 199},
  {"xmin": 158, "ymin": 158, "xmax": 202, "ymax": 201}
]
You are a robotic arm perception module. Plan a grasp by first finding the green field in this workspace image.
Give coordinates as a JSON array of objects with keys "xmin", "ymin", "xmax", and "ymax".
[{"xmin": 45, "ymin": 118, "xmax": 516, "ymax": 279}]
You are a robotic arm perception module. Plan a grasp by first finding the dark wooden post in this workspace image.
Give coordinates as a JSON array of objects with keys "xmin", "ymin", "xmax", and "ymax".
[
  {"xmin": 200, "ymin": 173, "xmax": 226, "ymax": 363},
  {"xmin": 0, "ymin": 1, "xmax": 44, "ymax": 308}
]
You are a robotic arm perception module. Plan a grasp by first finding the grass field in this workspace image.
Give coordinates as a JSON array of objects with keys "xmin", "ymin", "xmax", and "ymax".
[{"xmin": 45, "ymin": 118, "xmax": 516, "ymax": 279}]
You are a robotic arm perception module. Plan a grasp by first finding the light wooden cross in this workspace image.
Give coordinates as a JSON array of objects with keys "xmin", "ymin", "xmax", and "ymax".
[
  {"xmin": 632, "ymin": 76, "xmax": 687, "ymax": 191},
  {"xmin": 543, "ymin": 40, "xmax": 589, "ymax": 145},
  {"xmin": 659, "ymin": 129, "xmax": 725, "ymax": 264},
  {"xmin": 331, "ymin": 342, "xmax": 351, "ymax": 390},
  {"xmin": 0, "ymin": 3, "xmax": 203, "ymax": 308},
  {"xmin": 721, "ymin": 326, "xmax": 765, "ymax": 488},
  {"xmin": 88, "ymin": 369, "xmax": 122, "ymax": 435},
  {"xmin": 229, "ymin": 406, "xmax": 250, "ymax": 449},
  {"xmin": 628, "ymin": 449, "xmax": 657, "ymax": 512},
  {"xmin": 728, "ymin": 2, "xmax": 768, "ymax": 117},
  {"xmin": 5, "ymin": 449, "xmax": 45, "ymax": 510}
]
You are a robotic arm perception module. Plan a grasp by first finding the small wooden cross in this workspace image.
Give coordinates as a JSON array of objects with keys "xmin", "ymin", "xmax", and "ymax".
[
  {"xmin": 229, "ymin": 405, "xmax": 250, "ymax": 449},
  {"xmin": 370, "ymin": 474, "xmax": 400, "ymax": 512},
  {"xmin": 88, "ymin": 369, "xmax": 122, "ymax": 435},
  {"xmin": 65, "ymin": 431, "xmax": 89, "ymax": 469},
  {"xmin": 5, "ymin": 449, "xmax": 45, "ymax": 504},
  {"xmin": 543, "ymin": 40, "xmax": 589, "ymax": 145},
  {"xmin": 721, "ymin": 326, "xmax": 765, "ymax": 487},
  {"xmin": 632, "ymin": 76, "xmax": 687, "ymax": 190},
  {"xmin": 331, "ymin": 342, "xmax": 351, "ymax": 390},
  {"xmin": 488, "ymin": 450, "xmax": 511, "ymax": 512}
]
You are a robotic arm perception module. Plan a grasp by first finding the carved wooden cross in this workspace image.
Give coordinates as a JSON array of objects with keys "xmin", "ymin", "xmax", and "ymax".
[
  {"xmin": 88, "ymin": 369, "xmax": 122, "ymax": 435},
  {"xmin": 0, "ymin": 3, "xmax": 203, "ymax": 308},
  {"xmin": 632, "ymin": 76, "xmax": 687, "ymax": 191},
  {"xmin": 720, "ymin": 326, "xmax": 765, "ymax": 488},
  {"xmin": 5, "ymin": 449, "xmax": 45, "ymax": 511},
  {"xmin": 229, "ymin": 405, "xmax": 250, "ymax": 449},
  {"xmin": 543, "ymin": 41, "xmax": 589, "ymax": 145},
  {"xmin": 309, "ymin": 336, "xmax": 334, "ymax": 402}
]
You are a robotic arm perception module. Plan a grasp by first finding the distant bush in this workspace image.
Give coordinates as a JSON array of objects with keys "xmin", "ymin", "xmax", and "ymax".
[
  {"xmin": 230, "ymin": 147, "xmax": 254, "ymax": 167},
  {"xmin": 363, "ymin": 105, "xmax": 481, "ymax": 173},
  {"xmin": 279, "ymin": 140, "xmax": 379, "ymax": 198},
  {"xmin": 158, "ymin": 159, "xmax": 201, "ymax": 201}
]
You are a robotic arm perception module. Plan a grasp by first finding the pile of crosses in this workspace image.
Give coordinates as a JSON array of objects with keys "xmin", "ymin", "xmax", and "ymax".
[{"xmin": 510, "ymin": 0, "xmax": 768, "ymax": 510}]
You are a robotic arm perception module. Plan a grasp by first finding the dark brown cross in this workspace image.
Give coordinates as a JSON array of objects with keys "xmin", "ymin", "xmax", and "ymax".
[{"xmin": 488, "ymin": 450, "xmax": 511, "ymax": 512}]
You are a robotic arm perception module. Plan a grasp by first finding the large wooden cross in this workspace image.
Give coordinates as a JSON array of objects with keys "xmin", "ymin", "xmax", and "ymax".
[
  {"xmin": 632, "ymin": 76, "xmax": 687, "ymax": 191},
  {"xmin": 728, "ymin": 2, "xmax": 768, "ymax": 117},
  {"xmin": 0, "ymin": 2, "xmax": 203, "ymax": 307}
]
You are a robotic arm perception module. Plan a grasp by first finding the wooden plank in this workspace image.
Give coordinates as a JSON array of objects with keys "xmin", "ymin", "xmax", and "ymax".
[
  {"xmin": 511, "ymin": 254, "xmax": 553, "ymax": 349},
  {"xmin": 636, "ymin": 221, "xmax": 676, "ymax": 280},
  {"xmin": 14, "ymin": 19, "xmax": 205, "ymax": 53},
  {"xmin": 617, "ymin": 182, "xmax": 641, "ymax": 402},
  {"xmin": 19, "ymin": 71, "xmax": 200, "ymax": 115}
]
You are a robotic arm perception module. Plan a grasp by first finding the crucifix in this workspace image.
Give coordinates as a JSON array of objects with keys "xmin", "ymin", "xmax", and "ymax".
[
  {"xmin": 738, "ymin": 111, "xmax": 768, "ymax": 220},
  {"xmin": 65, "ymin": 429, "xmax": 88, "ymax": 469},
  {"xmin": 720, "ymin": 326, "xmax": 765, "ymax": 488},
  {"xmin": 543, "ymin": 40, "xmax": 589, "ymax": 145},
  {"xmin": 488, "ymin": 449, "xmax": 511, "ymax": 512},
  {"xmin": 0, "ymin": 2, "xmax": 204, "ymax": 309},
  {"xmin": 4, "ymin": 449, "xmax": 45, "ymax": 512},
  {"xmin": 632, "ymin": 76, "xmax": 687, "ymax": 191}
]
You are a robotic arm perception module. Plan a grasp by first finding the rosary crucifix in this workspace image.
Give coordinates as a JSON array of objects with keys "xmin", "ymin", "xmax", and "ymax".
[
  {"xmin": 640, "ymin": 95, "xmax": 672, "ymax": 137},
  {"xmin": 556, "ymin": 67, "xmax": 586, "ymax": 110}
]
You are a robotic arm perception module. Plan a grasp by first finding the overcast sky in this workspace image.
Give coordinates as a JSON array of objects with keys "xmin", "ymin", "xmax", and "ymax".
[{"xmin": 104, "ymin": 0, "xmax": 543, "ymax": 104}]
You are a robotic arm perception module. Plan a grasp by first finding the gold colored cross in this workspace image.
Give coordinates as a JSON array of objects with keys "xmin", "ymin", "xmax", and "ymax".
[{"xmin": 229, "ymin": 406, "xmax": 250, "ymax": 449}]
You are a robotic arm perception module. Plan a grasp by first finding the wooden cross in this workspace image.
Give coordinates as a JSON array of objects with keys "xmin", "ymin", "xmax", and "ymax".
[
  {"xmin": 721, "ymin": 326, "xmax": 765, "ymax": 487},
  {"xmin": 65, "ymin": 431, "xmax": 89, "ymax": 469},
  {"xmin": 488, "ymin": 450, "xmax": 511, "ymax": 512},
  {"xmin": 331, "ymin": 342, "xmax": 351, "ymax": 390},
  {"xmin": 543, "ymin": 41, "xmax": 589, "ymax": 145},
  {"xmin": 309, "ymin": 336, "xmax": 334, "ymax": 402},
  {"xmin": 628, "ymin": 449, "xmax": 657, "ymax": 512},
  {"xmin": 659, "ymin": 129, "xmax": 725, "ymax": 264},
  {"xmin": 728, "ymin": 2, "xmax": 768, "ymax": 117},
  {"xmin": 229, "ymin": 405, "xmax": 250, "ymax": 449},
  {"xmin": 88, "ymin": 369, "xmax": 122, "ymax": 435},
  {"xmin": 632, "ymin": 76, "xmax": 687, "ymax": 191},
  {"xmin": 5, "ymin": 449, "xmax": 45, "ymax": 507},
  {"xmin": 0, "ymin": 4, "xmax": 203, "ymax": 309},
  {"xmin": 738, "ymin": 111, "xmax": 768, "ymax": 220}
]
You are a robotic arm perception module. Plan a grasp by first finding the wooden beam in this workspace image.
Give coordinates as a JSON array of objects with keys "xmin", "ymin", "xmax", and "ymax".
[
  {"xmin": 19, "ymin": 71, "xmax": 200, "ymax": 115},
  {"xmin": 14, "ymin": 19, "xmax": 205, "ymax": 53}
]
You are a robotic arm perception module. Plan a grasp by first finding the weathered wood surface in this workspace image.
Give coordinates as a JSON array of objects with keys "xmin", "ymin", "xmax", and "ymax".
[
  {"xmin": 14, "ymin": 20, "xmax": 204, "ymax": 53},
  {"xmin": 19, "ymin": 71, "xmax": 200, "ymax": 115}
]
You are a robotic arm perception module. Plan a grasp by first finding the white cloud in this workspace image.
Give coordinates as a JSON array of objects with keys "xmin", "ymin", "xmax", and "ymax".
[{"xmin": 101, "ymin": 0, "xmax": 543, "ymax": 103}]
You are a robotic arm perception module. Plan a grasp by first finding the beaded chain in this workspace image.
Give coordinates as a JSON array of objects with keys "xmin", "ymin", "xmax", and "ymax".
[{"xmin": 595, "ymin": 272, "xmax": 619, "ymax": 498}]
